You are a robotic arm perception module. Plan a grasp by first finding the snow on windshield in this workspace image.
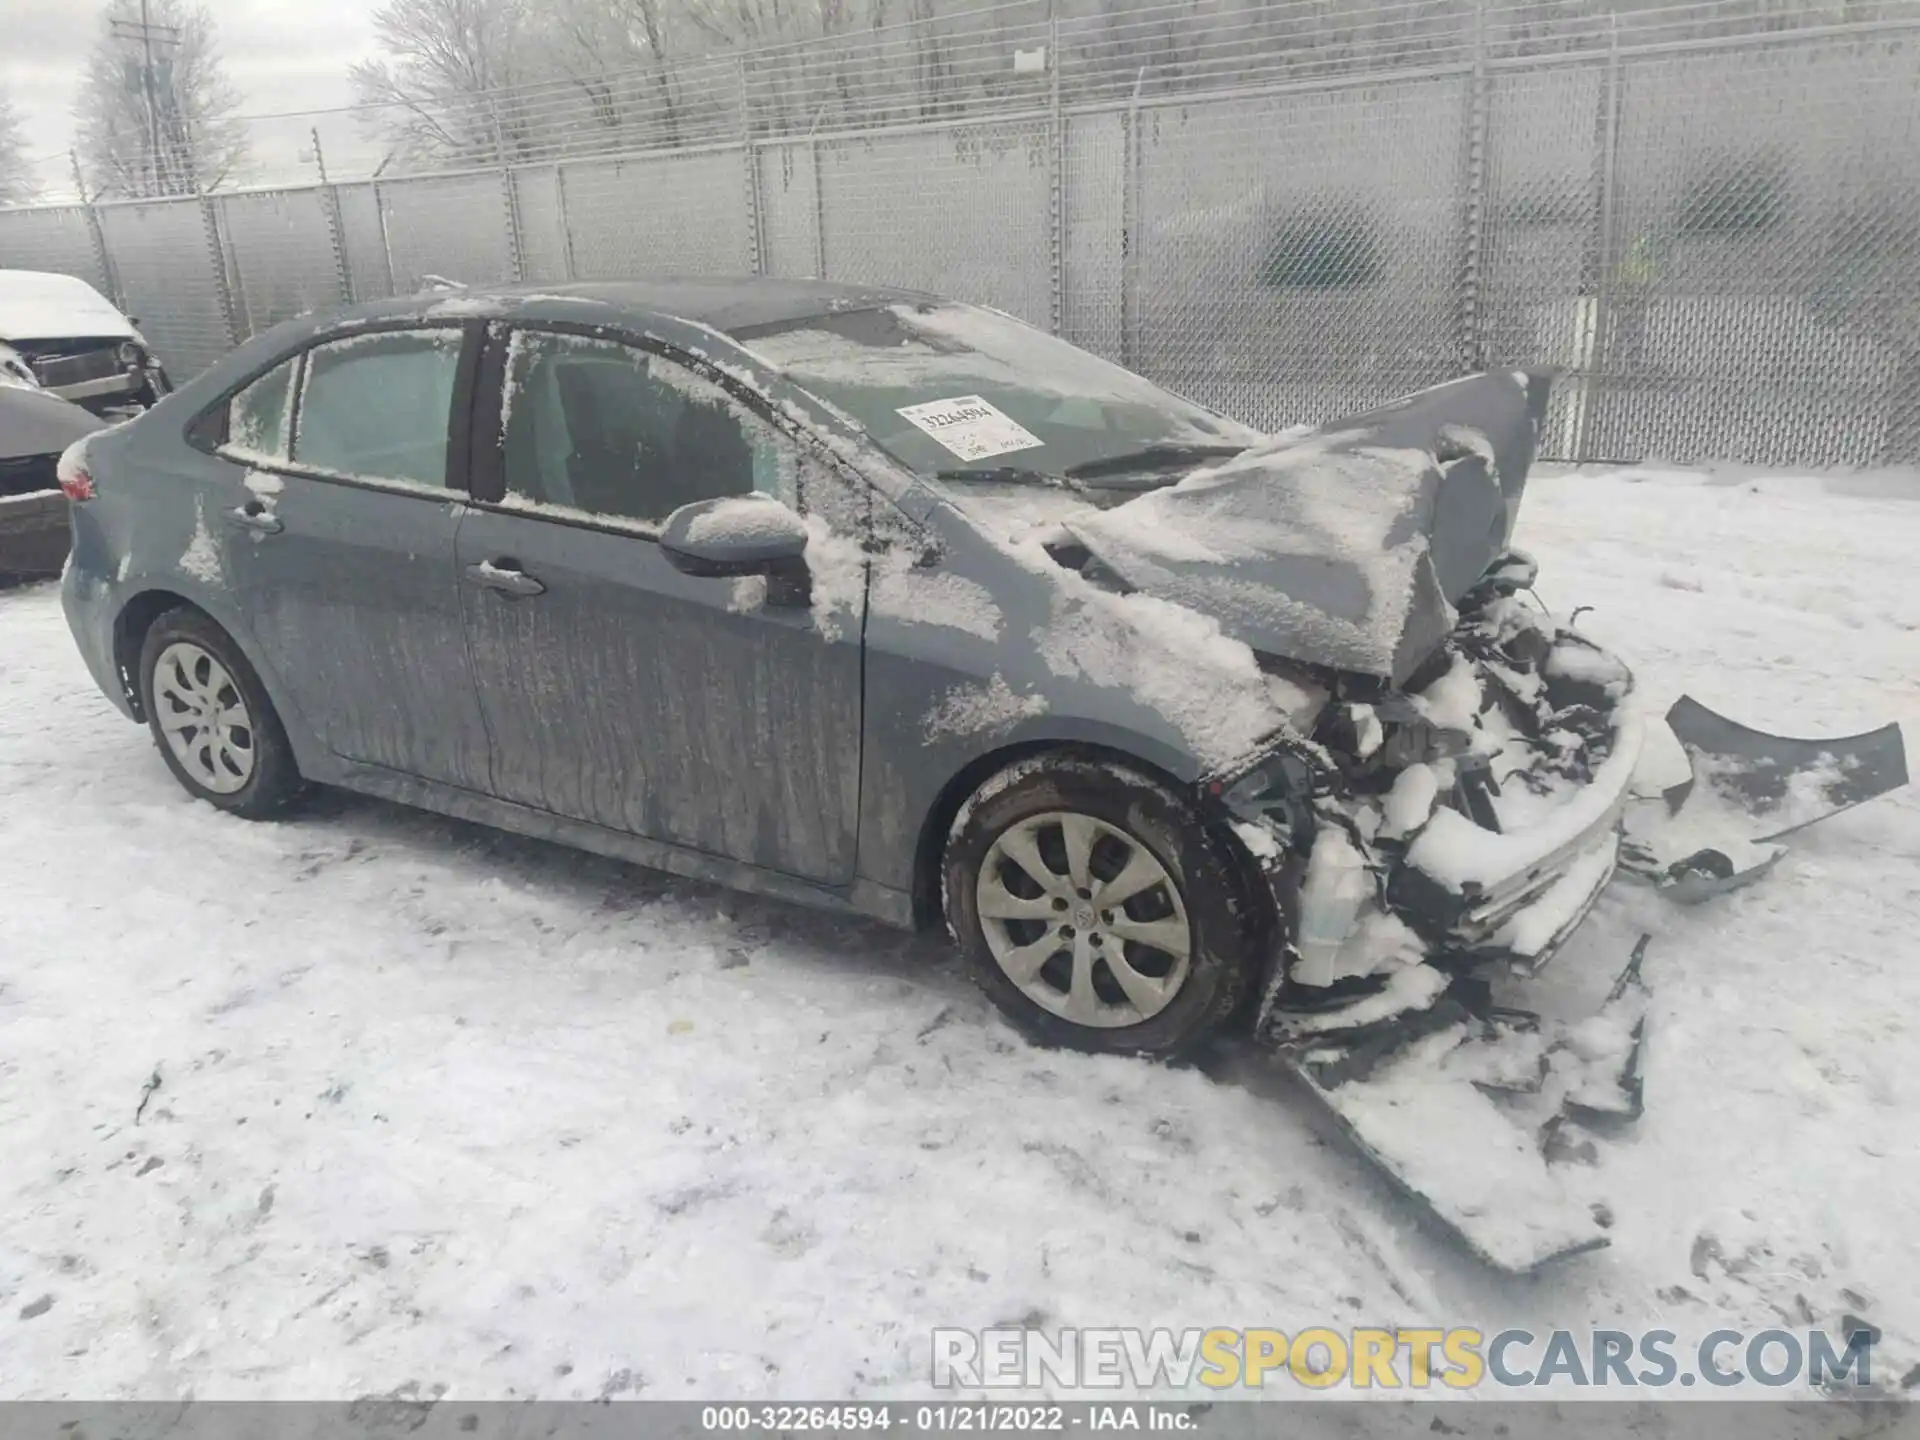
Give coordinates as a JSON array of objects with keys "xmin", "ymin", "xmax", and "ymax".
[
  {"xmin": 737, "ymin": 303, "xmax": 1261, "ymax": 479},
  {"xmin": 746, "ymin": 304, "xmax": 1254, "ymax": 432}
]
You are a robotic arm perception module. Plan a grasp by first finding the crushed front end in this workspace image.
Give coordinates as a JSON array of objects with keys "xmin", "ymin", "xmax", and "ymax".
[
  {"xmin": 1204, "ymin": 551, "xmax": 1656, "ymax": 1271},
  {"xmin": 1203, "ymin": 544, "xmax": 1908, "ymax": 1273},
  {"xmin": 1213, "ymin": 548, "xmax": 1640, "ymax": 1024}
]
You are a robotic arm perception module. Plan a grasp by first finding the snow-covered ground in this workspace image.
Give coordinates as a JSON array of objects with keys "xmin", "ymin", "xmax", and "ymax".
[{"xmin": 1, "ymin": 465, "xmax": 1916, "ymax": 1405}]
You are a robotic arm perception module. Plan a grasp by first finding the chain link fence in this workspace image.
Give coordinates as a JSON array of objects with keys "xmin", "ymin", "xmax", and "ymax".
[{"xmin": 5, "ymin": 2, "xmax": 1919, "ymax": 467}]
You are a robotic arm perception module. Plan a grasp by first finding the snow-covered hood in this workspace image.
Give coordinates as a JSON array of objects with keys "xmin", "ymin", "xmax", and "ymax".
[
  {"xmin": 1062, "ymin": 370, "xmax": 1552, "ymax": 686},
  {"xmin": 0, "ymin": 270, "xmax": 136, "ymax": 344}
]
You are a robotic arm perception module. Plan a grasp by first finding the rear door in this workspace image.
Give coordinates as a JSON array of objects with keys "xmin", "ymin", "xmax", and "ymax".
[
  {"xmin": 453, "ymin": 323, "xmax": 866, "ymax": 884},
  {"xmin": 214, "ymin": 324, "xmax": 492, "ymax": 791}
]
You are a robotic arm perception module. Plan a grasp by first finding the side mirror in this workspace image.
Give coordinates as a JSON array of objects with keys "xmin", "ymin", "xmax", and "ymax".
[{"xmin": 660, "ymin": 494, "xmax": 811, "ymax": 607}]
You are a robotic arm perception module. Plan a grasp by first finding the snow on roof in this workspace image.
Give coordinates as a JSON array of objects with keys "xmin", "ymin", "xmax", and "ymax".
[{"xmin": 0, "ymin": 270, "xmax": 132, "ymax": 343}]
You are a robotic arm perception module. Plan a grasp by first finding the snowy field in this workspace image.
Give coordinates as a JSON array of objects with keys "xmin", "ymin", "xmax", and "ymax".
[{"xmin": 1, "ymin": 464, "xmax": 1917, "ymax": 1406}]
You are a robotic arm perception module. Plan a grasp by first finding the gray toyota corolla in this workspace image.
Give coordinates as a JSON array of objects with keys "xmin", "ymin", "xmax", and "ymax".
[{"xmin": 59, "ymin": 276, "xmax": 1645, "ymax": 1064}]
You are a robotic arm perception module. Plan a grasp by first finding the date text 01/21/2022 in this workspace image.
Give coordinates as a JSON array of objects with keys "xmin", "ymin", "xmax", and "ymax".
[{"xmin": 699, "ymin": 1404, "xmax": 1191, "ymax": 1431}]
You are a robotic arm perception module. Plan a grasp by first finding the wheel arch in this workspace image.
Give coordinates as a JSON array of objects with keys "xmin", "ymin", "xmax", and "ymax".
[
  {"xmin": 112, "ymin": 588, "xmax": 198, "ymax": 720},
  {"xmin": 909, "ymin": 738, "xmax": 1275, "ymax": 942},
  {"xmin": 111, "ymin": 589, "xmax": 310, "ymax": 764}
]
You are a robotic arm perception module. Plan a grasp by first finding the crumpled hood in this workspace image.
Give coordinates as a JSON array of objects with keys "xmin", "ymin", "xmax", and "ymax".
[{"xmin": 1062, "ymin": 369, "xmax": 1552, "ymax": 685}]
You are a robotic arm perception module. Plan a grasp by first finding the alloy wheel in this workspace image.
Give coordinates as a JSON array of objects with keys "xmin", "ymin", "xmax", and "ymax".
[
  {"xmin": 975, "ymin": 810, "xmax": 1193, "ymax": 1028},
  {"xmin": 152, "ymin": 640, "xmax": 256, "ymax": 795}
]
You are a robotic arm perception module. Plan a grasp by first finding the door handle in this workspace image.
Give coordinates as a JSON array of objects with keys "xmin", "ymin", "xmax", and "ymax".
[
  {"xmin": 226, "ymin": 502, "xmax": 283, "ymax": 535},
  {"xmin": 464, "ymin": 558, "xmax": 546, "ymax": 597}
]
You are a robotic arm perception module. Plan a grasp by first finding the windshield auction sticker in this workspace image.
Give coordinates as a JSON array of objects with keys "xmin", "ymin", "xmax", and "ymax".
[{"xmin": 896, "ymin": 395, "xmax": 1045, "ymax": 462}]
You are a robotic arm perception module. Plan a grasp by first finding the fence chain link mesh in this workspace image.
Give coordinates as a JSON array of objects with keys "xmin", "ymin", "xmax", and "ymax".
[
  {"xmin": 6, "ymin": 2, "xmax": 1919, "ymax": 466},
  {"xmin": 217, "ymin": 189, "xmax": 352, "ymax": 337},
  {"xmin": 0, "ymin": 207, "xmax": 114, "ymax": 300},
  {"xmin": 90, "ymin": 200, "xmax": 237, "ymax": 380}
]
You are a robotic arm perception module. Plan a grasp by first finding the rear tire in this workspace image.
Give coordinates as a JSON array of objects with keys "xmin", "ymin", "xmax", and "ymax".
[
  {"xmin": 942, "ymin": 754, "xmax": 1260, "ymax": 1058},
  {"xmin": 138, "ymin": 607, "xmax": 304, "ymax": 819}
]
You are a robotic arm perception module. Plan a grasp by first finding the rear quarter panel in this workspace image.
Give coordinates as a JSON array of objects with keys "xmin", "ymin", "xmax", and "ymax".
[{"xmin": 60, "ymin": 399, "xmax": 330, "ymax": 772}]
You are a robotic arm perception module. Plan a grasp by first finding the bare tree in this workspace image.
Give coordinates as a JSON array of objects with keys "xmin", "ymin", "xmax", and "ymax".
[
  {"xmin": 0, "ymin": 87, "xmax": 40, "ymax": 207},
  {"xmin": 540, "ymin": 0, "xmax": 687, "ymax": 147},
  {"xmin": 74, "ymin": 0, "xmax": 248, "ymax": 198},
  {"xmin": 349, "ymin": 0, "xmax": 533, "ymax": 167}
]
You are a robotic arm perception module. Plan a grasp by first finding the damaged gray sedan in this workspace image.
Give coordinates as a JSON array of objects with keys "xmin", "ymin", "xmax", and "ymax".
[{"xmin": 59, "ymin": 280, "xmax": 1908, "ymax": 1271}]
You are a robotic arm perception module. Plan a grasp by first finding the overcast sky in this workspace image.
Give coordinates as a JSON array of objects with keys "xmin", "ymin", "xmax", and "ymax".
[{"xmin": 3, "ymin": 0, "xmax": 383, "ymax": 188}]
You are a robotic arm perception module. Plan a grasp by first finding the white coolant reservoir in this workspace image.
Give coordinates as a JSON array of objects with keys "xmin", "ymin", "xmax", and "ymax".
[{"xmin": 1293, "ymin": 825, "xmax": 1375, "ymax": 988}]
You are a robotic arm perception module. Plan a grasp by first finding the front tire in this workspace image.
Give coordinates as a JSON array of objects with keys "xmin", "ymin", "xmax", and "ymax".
[
  {"xmin": 943, "ymin": 755, "xmax": 1260, "ymax": 1058},
  {"xmin": 138, "ymin": 607, "xmax": 304, "ymax": 818}
]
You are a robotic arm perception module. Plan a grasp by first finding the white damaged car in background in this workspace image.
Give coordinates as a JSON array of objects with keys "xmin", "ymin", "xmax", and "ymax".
[{"xmin": 0, "ymin": 269, "xmax": 169, "ymax": 415}]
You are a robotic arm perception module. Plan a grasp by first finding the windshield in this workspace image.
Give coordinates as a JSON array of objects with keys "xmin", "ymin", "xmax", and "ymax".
[{"xmin": 732, "ymin": 302, "xmax": 1259, "ymax": 486}]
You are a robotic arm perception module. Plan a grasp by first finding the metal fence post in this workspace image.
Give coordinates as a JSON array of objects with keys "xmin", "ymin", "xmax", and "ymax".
[
  {"xmin": 810, "ymin": 137, "xmax": 827, "ymax": 279},
  {"xmin": 555, "ymin": 163, "xmax": 578, "ymax": 280},
  {"xmin": 70, "ymin": 151, "xmax": 124, "ymax": 312},
  {"xmin": 319, "ymin": 183, "xmax": 355, "ymax": 304},
  {"xmin": 490, "ymin": 101, "xmax": 527, "ymax": 283},
  {"xmin": 1120, "ymin": 67, "xmax": 1147, "ymax": 370},
  {"xmin": 504, "ymin": 174, "xmax": 527, "ymax": 282},
  {"xmin": 1456, "ymin": 0, "xmax": 1491, "ymax": 375},
  {"xmin": 1047, "ymin": 16, "xmax": 1065, "ymax": 337},
  {"xmin": 198, "ymin": 191, "xmax": 242, "ymax": 347},
  {"xmin": 1574, "ymin": 16, "xmax": 1624, "ymax": 463},
  {"xmin": 369, "ymin": 179, "xmax": 398, "ymax": 296},
  {"xmin": 740, "ymin": 59, "xmax": 765, "ymax": 275},
  {"xmin": 311, "ymin": 128, "xmax": 354, "ymax": 305},
  {"xmin": 500, "ymin": 170, "xmax": 527, "ymax": 283}
]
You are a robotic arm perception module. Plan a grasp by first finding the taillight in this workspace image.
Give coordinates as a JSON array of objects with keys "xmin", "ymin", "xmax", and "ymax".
[{"xmin": 57, "ymin": 442, "xmax": 94, "ymax": 501}]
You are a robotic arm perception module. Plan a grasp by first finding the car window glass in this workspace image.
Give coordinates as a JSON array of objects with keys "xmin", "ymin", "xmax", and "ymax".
[
  {"xmin": 292, "ymin": 329, "xmax": 463, "ymax": 488},
  {"xmin": 500, "ymin": 330, "xmax": 795, "ymax": 528},
  {"xmin": 222, "ymin": 357, "xmax": 298, "ymax": 462},
  {"xmin": 733, "ymin": 302, "xmax": 1259, "ymax": 482}
]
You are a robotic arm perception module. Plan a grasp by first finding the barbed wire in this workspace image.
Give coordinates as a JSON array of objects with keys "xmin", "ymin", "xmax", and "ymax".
[{"xmin": 10, "ymin": 0, "xmax": 1920, "ymax": 205}]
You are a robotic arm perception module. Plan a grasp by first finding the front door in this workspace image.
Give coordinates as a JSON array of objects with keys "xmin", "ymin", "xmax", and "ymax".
[
  {"xmin": 453, "ymin": 325, "xmax": 865, "ymax": 884},
  {"xmin": 215, "ymin": 324, "xmax": 492, "ymax": 792}
]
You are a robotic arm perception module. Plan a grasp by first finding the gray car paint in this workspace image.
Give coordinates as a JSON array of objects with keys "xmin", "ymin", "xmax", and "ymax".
[
  {"xmin": 454, "ymin": 504, "xmax": 866, "ymax": 884},
  {"xmin": 59, "ymin": 277, "xmax": 1500, "ymax": 933},
  {"xmin": 221, "ymin": 470, "xmax": 496, "ymax": 794}
]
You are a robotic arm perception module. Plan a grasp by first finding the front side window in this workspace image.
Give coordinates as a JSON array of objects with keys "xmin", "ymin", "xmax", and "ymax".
[
  {"xmin": 499, "ymin": 330, "xmax": 796, "ymax": 529},
  {"xmin": 222, "ymin": 357, "xmax": 298, "ymax": 462},
  {"xmin": 292, "ymin": 329, "xmax": 463, "ymax": 488}
]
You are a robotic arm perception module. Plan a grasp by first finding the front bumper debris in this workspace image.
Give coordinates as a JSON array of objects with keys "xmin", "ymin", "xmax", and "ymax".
[
  {"xmin": 1204, "ymin": 550, "xmax": 1910, "ymax": 1274},
  {"xmin": 1620, "ymin": 696, "xmax": 1910, "ymax": 902},
  {"xmin": 1273, "ymin": 936, "xmax": 1651, "ymax": 1273}
]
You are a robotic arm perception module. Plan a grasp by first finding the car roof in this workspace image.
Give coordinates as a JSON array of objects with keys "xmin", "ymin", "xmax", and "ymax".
[{"xmin": 333, "ymin": 276, "xmax": 944, "ymax": 339}]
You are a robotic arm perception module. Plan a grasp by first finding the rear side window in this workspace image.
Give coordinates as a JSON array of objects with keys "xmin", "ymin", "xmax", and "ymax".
[
  {"xmin": 222, "ymin": 358, "xmax": 298, "ymax": 462},
  {"xmin": 292, "ymin": 329, "xmax": 463, "ymax": 488},
  {"xmin": 498, "ymin": 329, "xmax": 795, "ymax": 528}
]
